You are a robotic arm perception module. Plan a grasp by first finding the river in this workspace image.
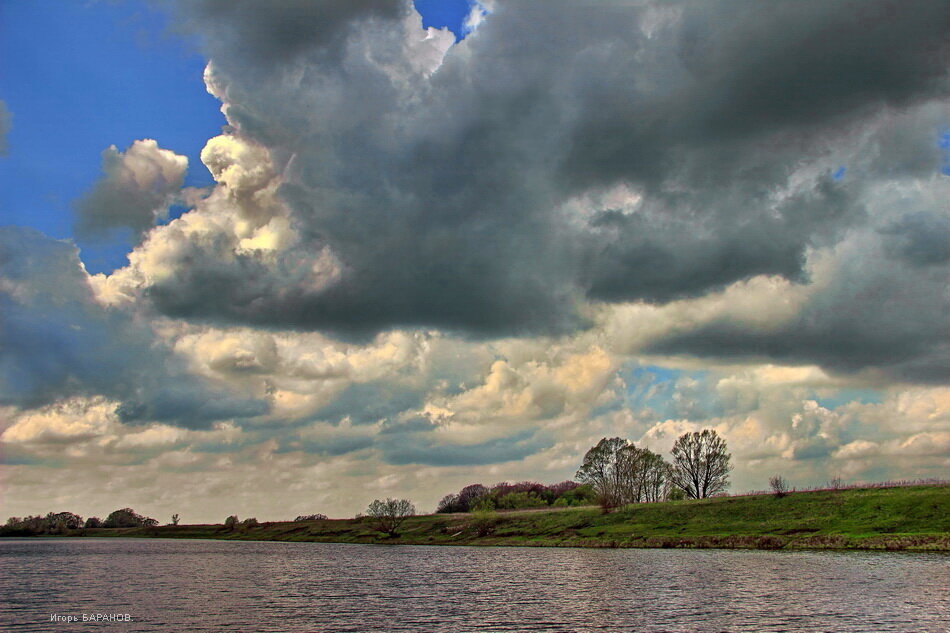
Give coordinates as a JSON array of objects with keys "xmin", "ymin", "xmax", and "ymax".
[{"xmin": 1, "ymin": 538, "xmax": 946, "ymax": 632}]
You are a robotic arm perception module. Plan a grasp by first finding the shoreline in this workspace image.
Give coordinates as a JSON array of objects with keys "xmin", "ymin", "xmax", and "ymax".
[
  {"xmin": 65, "ymin": 531, "xmax": 950, "ymax": 552},
  {"xmin": 10, "ymin": 485, "xmax": 945, "ymax": 552}
]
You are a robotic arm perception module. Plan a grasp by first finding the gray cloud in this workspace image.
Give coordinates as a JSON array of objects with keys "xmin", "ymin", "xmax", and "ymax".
[
  {"xmin": 74, "ymin": 140, "xmax": 188, "ymax": 240},
  {"xmin": 118, "ymin": 0, "xmax": 948, "ymax": 375},
  {"xmin": 647, "ymin": 226, "xmax": 950, "ymax": 383},
  {"xmin": 381, "ymin": 429, "xmax": 551, "ymax": 466},
  {"xmin": 180, "ymin": 0, "xmax": 406, "ymax": 69},
  {"xmin": 880, "ymin": 212, "xmax": 950, "ymax": 266},
  {"xmin": 0, "ymin": 227, "xmax": 267, "ymax": 427},
  {"xmin": 313, "ymin": 381, "xmax": 424, "ymax": 425}
]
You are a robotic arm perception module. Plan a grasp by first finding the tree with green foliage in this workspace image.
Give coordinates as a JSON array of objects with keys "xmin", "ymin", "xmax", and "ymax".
[
  {"xmin": 670, "ymin": 429, "xmax": 732, "ymax": 499},
  {"xmin": 103, "ymin": 508, "xmax": 157, "ymax": 528},
  {"xmin": 366, "ymin": 498, "xmax": 415, "ymax": 537},
  {"xmin": 576, "ymin": 437, "xmax": 631, "ymax": 511},
  {"xmin": 577, "ymin": 438, "xmax": 672, "ymax": 510}
]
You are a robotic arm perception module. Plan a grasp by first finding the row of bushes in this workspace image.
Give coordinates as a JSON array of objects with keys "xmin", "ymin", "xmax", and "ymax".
[{"xmin": 437, "ymin": 481, "xmax": 597, "ymax": 513}]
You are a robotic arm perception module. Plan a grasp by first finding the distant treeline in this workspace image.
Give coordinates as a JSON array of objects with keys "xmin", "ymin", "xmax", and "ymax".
[
  {"xmin": 437, "ymin": 481, "xmax": 597, "ymax": 513},
  {"xmin": 1, "ymin": 508, "xmax": 157, "ymax": 536}
]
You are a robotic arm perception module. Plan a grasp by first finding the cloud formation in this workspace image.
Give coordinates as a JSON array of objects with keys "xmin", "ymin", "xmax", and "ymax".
[
  {"xmin": 95, "ymin": 0, "xmax": 945, "ymax": 360},
  {"xmin": 74, "ymin": 140, "xmax": 188, "ymax": 240},
  {"xmin": 2, "ymin": 1, "xmax": 948, "ymax": 521},
  {"xmin": 0, "ymin": 227, "xmax": 267, "ymax": 426}
]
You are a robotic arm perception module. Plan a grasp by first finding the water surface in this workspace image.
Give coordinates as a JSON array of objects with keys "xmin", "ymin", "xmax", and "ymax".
[{"xmin": 1, "ymin": 538, "xmax": 946, "ymax": 632}]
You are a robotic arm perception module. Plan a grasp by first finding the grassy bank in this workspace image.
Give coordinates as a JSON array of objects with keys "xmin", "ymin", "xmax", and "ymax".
[{"xmin": 77, "ymin": 485, "xmax": 949, "ymax": 551}]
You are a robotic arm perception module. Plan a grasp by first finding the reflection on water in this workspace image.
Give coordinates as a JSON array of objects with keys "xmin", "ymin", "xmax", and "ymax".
[{"xmin": 1, "ymin": 538, "xmax": 947, "ymax": 632}]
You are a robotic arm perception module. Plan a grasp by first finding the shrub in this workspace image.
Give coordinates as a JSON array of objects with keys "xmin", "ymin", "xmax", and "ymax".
[
  {"xmin": 366, "ymin": 498, "xmax": 415, "ymax": 537},
  {"xmin": 667, "ymin": 488, "xmax": 686, "ymax": 501},
  {"xmin": 769, "ymin": 475, "xmax": 790, "ymax": 498},
  {"xmin": 470, "ymin": 509, "xmax": 499, "ymax": 537}
]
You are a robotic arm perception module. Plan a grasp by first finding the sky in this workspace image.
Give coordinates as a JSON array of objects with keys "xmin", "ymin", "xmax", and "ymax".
[{"xmin": 0, "ymin": 0, "xmax": 947, "ymax": 524}]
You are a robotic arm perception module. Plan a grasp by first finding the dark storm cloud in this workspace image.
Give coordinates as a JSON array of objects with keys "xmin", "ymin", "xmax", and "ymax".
[
  {"xmin": 880, "ymin": 212, "xmax": 950, "ymax": 267},
  {"xmin": 647, "ymin": 229, "xmax": 950, "ymax": 383},
  {"xmin": 143, "ymin": 1, "xmax": 946, "ymax": 368},
  {"xmin": 565, "ymin": 0, "xmax": 947, "ymax": 177},
  {"xmin": 179, "ymin": 0, "xmax": 406, "ymax": 68},
  {"xmin": 0, "ymin": 227, "xmax": 267, "ymax": 427}
]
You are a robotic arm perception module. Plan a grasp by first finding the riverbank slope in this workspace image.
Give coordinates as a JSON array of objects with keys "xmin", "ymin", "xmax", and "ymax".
[{"xmin": 69, "ymin": 485, "xmax": 950, "ymax": 550}]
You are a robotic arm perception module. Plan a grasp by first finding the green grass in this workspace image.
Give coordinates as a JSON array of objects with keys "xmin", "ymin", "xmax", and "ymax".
[{"xmin": 75, "ymin": 485, "xmax": 949, "ymax": 551}]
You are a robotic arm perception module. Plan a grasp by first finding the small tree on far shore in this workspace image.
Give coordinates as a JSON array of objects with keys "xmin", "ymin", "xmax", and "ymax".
[
  {"xmin": 769, "ymin": 475, "xmax": 790, "ymax": 498},
  {"xmin": 171, "ymin": 514, "xmax": 180, "ymax": 526},
  {"xmin": 224, "ymin": 515, "xmax": 238, "ymax": 530},
  {"xmin": 366, "ymin": 498, "xmax": 415, "ymax": 537}
]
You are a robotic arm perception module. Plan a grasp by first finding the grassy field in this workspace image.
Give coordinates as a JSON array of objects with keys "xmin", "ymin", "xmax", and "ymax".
[{"xmin": 78, "ymin": 485, "xmax": 949, "ymax": 551}]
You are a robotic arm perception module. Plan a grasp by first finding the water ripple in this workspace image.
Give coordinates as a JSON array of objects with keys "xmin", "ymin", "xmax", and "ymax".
[{"xmin": 0, "ymin": 539, "xmax": 947, "ymax": 632}]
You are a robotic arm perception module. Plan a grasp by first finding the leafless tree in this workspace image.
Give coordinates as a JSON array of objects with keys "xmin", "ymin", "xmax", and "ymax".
[
  {"xmin": 366, "ymin": 498, "xmax": 415, "ymax": 537},
  {"xmin": 669, "ymin": 429, "xmax": 732, "ymax": 499},
  {"xmin": 171, "ymin": 513, "xmax": 180, "ymax": 526},
  {"xmin": 769, "ymin": 475, "xmax": 790, "ymax": 498}
]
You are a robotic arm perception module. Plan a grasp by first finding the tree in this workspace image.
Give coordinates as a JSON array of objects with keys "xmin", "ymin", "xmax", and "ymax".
[
  {"xmin": 103, "ymin": 508, "xmax": 156, "ymax": 528},
  {"xmin": 638, "ymin": 450, "xmax": 671, "ymax": 503},
  {"xmin": 84, "ymin": 517, "xmax": 103, "ymax": 528},
  {"xmin": 769, "ymin": 475, "xmax": 790, "ymax": 498},
  {"xmin": 669, "ymin": 429, "xmax": 732, "ymax": 499},
  {"xmin": 224, "ymin": 515, "xmax": 239, "ymax": 530},
  {"xmin": 294, "ymin": 514, "xmax": 328, "ymax": 521},
  {"xmin": 576, "ymin": 437, "xmax": 630, "ymax": 511},
  {"xmin": 436, "ymin": 494, "xmax": 461, "ymax": 513},
  {"xmin": 577, "ymin": 438, "xmax": 672, "ymax": 510},
  {"xmin": 171, "ymin": 514, "xmax": 180, "ymax": 526},
  {"xmin": 47, "ymin": 512, "xmax": 83, "ymax": 531},
  {"xmin": 366, "ymin": 498, "xmax": 415, "ymax": 537}
]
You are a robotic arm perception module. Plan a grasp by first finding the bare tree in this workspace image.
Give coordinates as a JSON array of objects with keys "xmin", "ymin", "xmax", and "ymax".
[
  {"xmin": 640, "ymin": 450, "xmax": 671, "ymax": 502},
  {"xmin": 171, "ymin": 514, "xmax": 180, "ymax": 526},
  {"xmin": 769, "ymin": 475, "xmax": 790, "ymax": 498},
  {"xmin": 669, "ymin": 429, "xmax": 732, "ymax": 499},
  {"xmin": 366, "ymin": 498, "xmax": 415, "ymax": 537},
  {"xmin": 829, "ymin": 475, "xmax": 843, "ymax": 490}
]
